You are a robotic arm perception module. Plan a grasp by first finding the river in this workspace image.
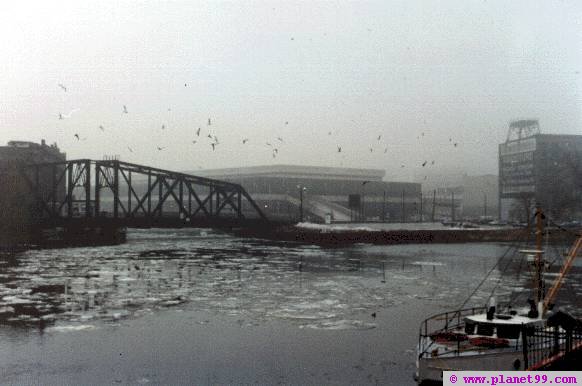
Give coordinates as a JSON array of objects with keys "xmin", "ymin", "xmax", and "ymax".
[{"xmin": 0, "ymin": 228, "xmax": 580, "ymax": 385}]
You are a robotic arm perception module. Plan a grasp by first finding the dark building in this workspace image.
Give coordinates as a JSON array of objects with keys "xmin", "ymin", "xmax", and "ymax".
[
  {"xmin": 499, "ymin": 120, "xmax": 582, "ymax": 222},
  {"xmin": 195, "ymin": 165, "xmax": 422, "ymax": 222},
  {"xmin": 0, "ymin": 140, "xmax": 66, "ymax": 248}
]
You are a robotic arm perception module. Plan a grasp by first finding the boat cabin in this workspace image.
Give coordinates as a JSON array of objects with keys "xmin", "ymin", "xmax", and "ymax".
[{"xmin": 464, "ymin": 314, "xmax": 545, "ymax": 340}]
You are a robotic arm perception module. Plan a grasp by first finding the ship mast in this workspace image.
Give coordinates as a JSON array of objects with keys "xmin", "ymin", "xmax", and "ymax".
[
  {"xmin": 534, "ymin": 207, "xmax": 544, "ymax": 304},
  {"xmin": 542, "ymin": 230, "xmax": 582, "ymax": 315}
]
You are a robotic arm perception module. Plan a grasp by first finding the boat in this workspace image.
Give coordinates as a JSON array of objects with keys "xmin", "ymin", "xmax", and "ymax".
[{"xmin": 415, "ymin": 208, "xmax": 582, "ymax": 384}]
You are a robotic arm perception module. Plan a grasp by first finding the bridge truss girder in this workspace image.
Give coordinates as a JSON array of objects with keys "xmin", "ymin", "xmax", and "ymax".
[{"xmin": 21, "ymin": 159, "xmax": 267, "ymax": 223}]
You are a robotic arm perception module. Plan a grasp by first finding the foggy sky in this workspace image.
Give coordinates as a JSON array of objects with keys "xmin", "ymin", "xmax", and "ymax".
[{"xmin": 1, "ymin": 1, "xmax": 580, "ymax": 182}]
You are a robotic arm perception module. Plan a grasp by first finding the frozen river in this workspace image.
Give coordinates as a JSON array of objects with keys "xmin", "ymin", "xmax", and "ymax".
[{"xmin": 0, "ymin": 228, "xmax": 580, "ymax": 385}]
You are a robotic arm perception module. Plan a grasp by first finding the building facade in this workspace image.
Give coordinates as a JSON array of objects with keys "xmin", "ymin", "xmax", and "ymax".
[
  {"xmin": 0, "ymin": 140, "xmax": 66, "ymax": 248},
  {"xmin": 499, "ymin": 121, "xmax": 582, "ymax": 222},
  {"xmin": 195, "ymin": 165, "xmax": 422, "ymax": 222}
]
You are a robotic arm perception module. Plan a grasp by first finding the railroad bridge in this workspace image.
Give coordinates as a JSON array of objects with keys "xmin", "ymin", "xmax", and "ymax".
[{"xmin": 19, "ymin": 159, "xmax": 268, "ymax": 236}]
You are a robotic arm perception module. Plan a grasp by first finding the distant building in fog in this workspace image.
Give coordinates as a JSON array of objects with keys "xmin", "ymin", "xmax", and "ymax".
[
  {"xmin": 499, "ymin": 120, "xmax": 582, "ymax": 222},
  {"xmin": 0, "ymin": 140, "xmax": 66, "ymax": 248},
  {"xmin": 416, "ymin": 172, "xmax": 498, "ymax": 221},
  {"xmin": 195, "ymin": 165, "xmax": 421, "ymax": 222}
]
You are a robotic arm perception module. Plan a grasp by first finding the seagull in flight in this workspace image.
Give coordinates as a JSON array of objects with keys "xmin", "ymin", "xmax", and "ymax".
[
  {"xmin": 377, "ymin": 135, "xmax": 381, "ymax": 141},
  {"xmin": 192, "ymin": 140, "xmax": 197, "ymax": 145},
  {"xmin": 99, "ymin": 125, "xmax": 105, "ymax": 131},
  {"xmin": 157, "ymin": 146, "xmax": 165, "ymax": 151},
  {"xmin": 161, "ymin": 125, "xmax": 166, "ymax": 130},
  {"xmin": 285, "ymin": 121, "xmax": 289, "ymax": 125},
  {"xmin": 74, "ymin": 134, "xmax": 80, "ymax": 140},
  {"xmin": 123, "ymin": 105, "xmax": 128, "ymax": 114},
  {"xmin": 196, "ymin": 128, "xmax": 201, "ymax": 136},
  {"xmin": 59, "ymin": 108, "xmax": 80, "ymax": 119},
  {"xmin": 277, "ymin": 137, "xmax": 284, "ymax": 143},
  {"xmin": 58, "ymin": 83, "xmax": 67, "ymax": 92},
  {"xmin": 384, "ymin": 147, "xmax": 388, "ymax": 153},
  {"xmin": 127, "ymin": 146, "xmax": 133, "ymax": 153},
  {"xmin": 337, "ymin": 145, "xmax": 342, "ymax": 153},
  {"xmin": 211, "ymin": 143, "xmax": 216, "ymax": 151},
  {"xmin": 208, "ymin": 118, "xmax": 211, "ymax": 126},
  {"xmin": 242, "ymin": 138, "xmax": 249, "ymax": 144},
  {"xmin": 422, "ymin": 161, "xmax": 427, "ymax": 167}
]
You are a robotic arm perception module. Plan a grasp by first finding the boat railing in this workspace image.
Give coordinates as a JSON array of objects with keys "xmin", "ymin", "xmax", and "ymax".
[
  {"xmin": 524, "ymin": 325, "xmax": 582, "ymax": 370},
  {"xmin": 418, "ymin": 306, "xmax": 486, "ymax": 358}
]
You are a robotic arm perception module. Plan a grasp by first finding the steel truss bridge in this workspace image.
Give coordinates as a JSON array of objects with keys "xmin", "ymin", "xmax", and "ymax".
[{"xmin": 20, "ymin": 159, "xmax": 267, "ymax": 228}]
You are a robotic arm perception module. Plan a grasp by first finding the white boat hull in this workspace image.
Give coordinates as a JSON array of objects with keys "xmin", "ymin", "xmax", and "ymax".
[{"xmin": 417, "ymin": 350, "xmax": 524, "ymax": 384}]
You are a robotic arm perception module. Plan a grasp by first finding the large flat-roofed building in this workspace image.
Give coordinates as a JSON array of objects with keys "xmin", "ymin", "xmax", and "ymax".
[
  {"xmin": 195, "ymin": 165, "xmax": 422, "ymax": 222},
  {"xmin": 499, "ymin": 120, "xmax": 582, "ymax": 222},
  {"xmin": 0, "ymin": 140, "xmax": 66, "ymax": 248}
]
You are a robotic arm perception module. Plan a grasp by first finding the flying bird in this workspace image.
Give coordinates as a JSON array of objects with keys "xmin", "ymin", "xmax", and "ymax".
[
  {"xmin": 362, "ymin": 181, "xmax": 370, "ymax": 186},
  {"xmin": 127, "ymin": 146, "xmax": 133, "ymax": 153},
  {"xmin": 211, "ymin": 143, "xmax": 216, "ymax": 151},
  {"xmin": 58, "ymin": 83, "xmax": 67, "ymax": 92},
  {"xmin": 59, "ymin": 108, "xmax": 80, "ymax": 119},
  {"xmin": 192, "ymin": 140, "xmax": 197, "ymax": 144},
  {"xmin": 422, "ymin": 161, "xmax": 427, "ymax": 167},
  {"xmin": 377, "ymin": 135, "xmax": 381, "ymax": 141},
  {"xmin": 161, "ymin": 125, "xmax": 166, "ymax": 130},
  {"xmin": 196, "ymin": 128, "xmax": 201, "ymax": 136},
  {"xmin": 184, "ymin": 83, "xmax": 188, "ymax": 87},
  {"xmin": 208, "ymin": 118, "xmax": 211, "ymax": 126},
  {"xmin": 337, "ymin": 146, "xmax": 342, "ymax": 153},
  {"xmin": 285, "ymin": 121, "xmax": 289, "ymax": 125},
  {"xmin": 369, "ymin": 147, "xmax": 373, "ymax": 153},
  {"xmin": 242, "ymin": 138, "xmax": 249, "ymax": 144},
  {"xmin": 328, "ymin": 131, "xmax": 332, "ymax": 135},
  {"xmin": 157, "ymin": 146, "xmax": 165, "ymax": 151},
  {"xmin": 431, "ymin": 160, "xmax": 435, "ymax": 165},
  {"xmin": 99, "ymin": 125, "xmax": 105, "ymax": 131},
  {"xmin": 74, "ymin": 134, "xmax": 80, "ymax": 140},
  {"xmin": 123, "ymin": 105, "xmax": 128, "ymax": 114},
  {"xmin": 207, "ymin": 134, "xmax": 213, "ymax": 139},
  {"xmin": 266, "ymin": 142, "xmax": 272, "ymax": 147},
  {"xmin": 454, "ymin": 143, "xmax": 458, "ymax": 147},
  {"xmin": 384, "ymin": 147, "xmax": 388, "ymax": 153},
  {"xmin": 277, "ymin": 137, "xmax": 284, "ymax": 143}
]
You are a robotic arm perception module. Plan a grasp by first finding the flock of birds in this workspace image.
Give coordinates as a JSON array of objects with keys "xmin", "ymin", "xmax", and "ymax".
[{"xmin": 56, "ymin": 83, "xmax": 462, "ymax": 170}]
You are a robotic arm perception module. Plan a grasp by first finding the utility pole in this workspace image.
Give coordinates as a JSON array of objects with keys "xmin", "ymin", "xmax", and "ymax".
[
  {"xmin": 431, "ymin": 189, "xmax": 436, "ymax": 222},
  {"xmin": 401, "ymin": 189, "xmax": 405, "ymax": 222},
  {"xmin": 419, "ymin": 191, "xmax": 423, "ymax": 223},
  {"xmin": 382, "ymin": 191, "xmax": 386, "ymax": 223},
  {"xmin": 297, "ymin": 185, "xmax": 306, "ymax": 222},
  {"xmin": 451, "ymin": 191, "xmax": 455, "ymax": 221}
]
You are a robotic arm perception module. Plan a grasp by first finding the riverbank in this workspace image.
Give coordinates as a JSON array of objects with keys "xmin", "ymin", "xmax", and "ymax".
[{"xmin": 235, "ymin": 223, "xmax": 528, "ymax": 246}]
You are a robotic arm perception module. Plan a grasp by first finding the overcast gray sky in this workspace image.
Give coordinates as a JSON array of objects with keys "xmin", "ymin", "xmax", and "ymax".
[{"xmin": 1, "ymin": 1, "xmax": 580, "ymax": 181}]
